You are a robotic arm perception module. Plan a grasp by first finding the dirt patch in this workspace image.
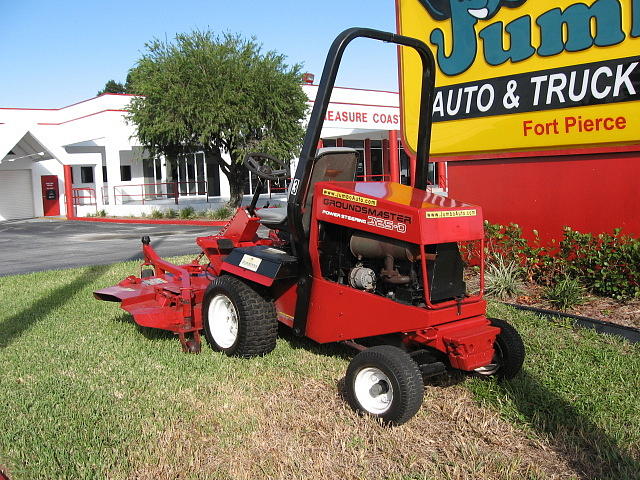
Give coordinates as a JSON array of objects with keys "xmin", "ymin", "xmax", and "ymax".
[
  {"xmin": 124, "ymin": 375, "xmax": 582, "ymax": 480},
  {"xmin": 513, "ymin": 283, "xmax": 640, "ymax": 329}
]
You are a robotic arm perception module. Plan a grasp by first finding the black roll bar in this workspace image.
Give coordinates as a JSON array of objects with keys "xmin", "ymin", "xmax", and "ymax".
[{"xmin": 287, "ymin": 27, "xmax": 436, "ymax": 335}]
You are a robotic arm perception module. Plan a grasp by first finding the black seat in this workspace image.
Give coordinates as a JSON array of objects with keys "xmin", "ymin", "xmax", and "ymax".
[{"xmin": 256, "ymin": 147, "xmax": 358, "ymax": 231}]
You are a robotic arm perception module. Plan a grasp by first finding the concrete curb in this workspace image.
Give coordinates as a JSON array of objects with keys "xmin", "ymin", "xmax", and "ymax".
[{"xmin": 70, "ymin": 217, "xmax": 228, "ymax": 226}]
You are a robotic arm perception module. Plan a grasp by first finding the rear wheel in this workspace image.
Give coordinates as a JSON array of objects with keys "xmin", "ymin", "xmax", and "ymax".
[
  {"xmin": 345, "ymin": 345, "xmax": 424, "ymax": 425},
  {"xmin": 203, "ymin": 275, "xmax": 277, "ymax": 357},
  {"xmin": 474, "ymin": 318, "xmax": 525, "ymax": 379}
]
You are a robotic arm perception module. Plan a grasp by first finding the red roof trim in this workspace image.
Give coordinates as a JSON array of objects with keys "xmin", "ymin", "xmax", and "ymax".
[
  {"xmin": 38, "ymin": 109, "xmax": 129, "ymax": 126},
  {"xmin": 0, "ymin": 93, "xmax": 138, "ymax": 112},
  {"xmin": 304, "ymin": 84, "xmax": 399, "ymax": 95}
]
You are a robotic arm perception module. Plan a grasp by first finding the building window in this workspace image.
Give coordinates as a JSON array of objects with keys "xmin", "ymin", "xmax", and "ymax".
[
  {"xmin": 120, "ymin": 165, "xmax": 132, "ymax": 182},
  {"xmin": 80, "ymin": 166, "xmax": 94, "ymax": 183},
  {"xmin": 102, "ymin": 166, "xmax": 108, "ymax": 182}
]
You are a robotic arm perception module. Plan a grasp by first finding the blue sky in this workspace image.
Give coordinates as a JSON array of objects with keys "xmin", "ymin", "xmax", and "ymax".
[{"xmin": 1, "ymin": 0, "xmax": 399, "ymax": 108}]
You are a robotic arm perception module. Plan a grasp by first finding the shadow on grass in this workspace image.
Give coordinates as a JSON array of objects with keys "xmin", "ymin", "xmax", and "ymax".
[
  {"xmin": 0, "ymin": 264, "xmax": 111, "ymax": 349},
  {"xmin": 0, "ymin": 236, "xmax": 169, "ymax": 349},
  {"xmin": 277, "ymin": 324, "xmax": 354, "ymax": 361},
  {"xmin": 495, "ymin": 370, "xmax": 639, "ymax": 480}
]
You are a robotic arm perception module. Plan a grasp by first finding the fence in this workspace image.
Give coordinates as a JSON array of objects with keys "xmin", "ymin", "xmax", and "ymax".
[
  {"xmin": 72, "ymin": 187, "xmax": 97, "ymax": 216},
  {"xmin": 112, "ymin": 181, "xmax": 209, "ymax": 205}
]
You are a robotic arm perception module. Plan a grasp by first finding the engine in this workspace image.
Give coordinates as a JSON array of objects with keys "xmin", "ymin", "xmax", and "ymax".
[{"xmin": 318, "ymin": 222, "xmax": 467, "ymax": 306}]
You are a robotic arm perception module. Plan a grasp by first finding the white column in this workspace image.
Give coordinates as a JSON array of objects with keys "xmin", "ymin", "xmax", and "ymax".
[
  {"xmin": 94, "ymin": 160, "xmax": 105, "ymax": 209},
  {"xmin": 104, "ymin": 144, "xmax": 121, "ymax": 205}
]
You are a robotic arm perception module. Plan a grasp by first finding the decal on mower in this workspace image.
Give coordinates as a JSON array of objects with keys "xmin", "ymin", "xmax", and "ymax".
[
  {"xmin": 321, "ymin": 209, "xmax": 367, "ymax": 225},
  {"xmin": 142, "ymin": 278, "xmax": 168, "ymax": 286},
  {"xmin": 239, "ymin": 254, "xmax": 262, "ymax": 272},
  {"xmin": 322, "ymin": 198, "xmax": 412, "ymax": 224},
  {"xmin": 289, "ymin": 179, "xmax": 300, "ymax": 195},
  {"xmin": 426, "ymin": 209, "xmax": 477, "ymax": 218},
  {"xmin": 322, "ymin": 189, "xmax": 377, "ymax": 206}
]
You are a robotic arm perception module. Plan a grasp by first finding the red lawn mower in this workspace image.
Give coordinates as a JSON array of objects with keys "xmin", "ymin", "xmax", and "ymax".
[{"xmin": 95, "ymin": 28, "xmax": 524, "ymax": 425}]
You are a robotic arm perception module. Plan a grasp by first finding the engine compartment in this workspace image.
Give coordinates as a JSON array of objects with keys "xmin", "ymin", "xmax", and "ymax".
[{"xmin": 317, "ymin": 221, "xmax": 467, "ymax": 306}]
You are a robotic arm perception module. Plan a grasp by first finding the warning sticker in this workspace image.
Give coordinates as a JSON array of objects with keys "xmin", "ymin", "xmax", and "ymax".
[
  {"xmin": 322, "ymin": 189, "xmax": 377, "ymax": 206},
  {"xmin": 426, "ymin": 209, "xmax": 477, "ymax": 219},
  {"xmin": 239, "ymin": 254, "xmax": 262, "ymax": 271},
  {"xmin": 142, "ymin": 278, "xmax": 168, "ymax": 286}
]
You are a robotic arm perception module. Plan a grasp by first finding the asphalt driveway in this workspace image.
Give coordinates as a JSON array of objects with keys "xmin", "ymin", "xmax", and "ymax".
[{"xmin": 0, "ymin": 218, "xmax": 222, "ymax": 276}]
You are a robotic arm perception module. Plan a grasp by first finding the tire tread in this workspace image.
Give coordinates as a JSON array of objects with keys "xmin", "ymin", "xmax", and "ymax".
[{"xmin": 203, "ymin": 275, "xmax": 277, "ymax": 357}]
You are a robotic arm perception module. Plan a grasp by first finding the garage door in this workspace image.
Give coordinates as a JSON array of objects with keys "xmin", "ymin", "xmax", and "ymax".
[{"xmin": 0, "ymin": 170, "xmax": 34, "ymax": 221}]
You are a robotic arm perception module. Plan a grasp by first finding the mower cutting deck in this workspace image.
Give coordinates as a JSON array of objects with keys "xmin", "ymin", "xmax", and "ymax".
[{"xmin": 95, "ymin": 28, "xmax": 524, "ymax": 425}]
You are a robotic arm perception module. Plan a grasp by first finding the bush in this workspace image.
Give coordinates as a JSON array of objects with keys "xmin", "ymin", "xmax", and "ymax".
[
  {"xmin": 543, "ymin": 276, "xmax": 586, "ymax": 310},
  {"xmin": 484, "ymin": 222, "xmax": 640, "ymax": 300},
  {"xmin": 165, "ymin": 208, "xmax": 177, "ymax": 219},
  {"xmin": 485, "ymin": 254, "xmax": 522, "ymax": 300},
  {"xmin": 180, "ymin": 206, "xmax": 196, "ymax": 219},
  {"xmin": 212, "ymin": 206, "xmax": 233, "ymax": 220},
  {"xmin": 559, "ymin": 228, "xmax": 640, "ymax": 300},
  {"xmin": 150, "ymin": 209, "xmax": 164, "ymax": 219}
]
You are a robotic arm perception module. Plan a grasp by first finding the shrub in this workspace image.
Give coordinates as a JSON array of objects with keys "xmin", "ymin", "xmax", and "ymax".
[
  {"xmin": 559, "ymin": 228, "xmax": 640, "ymax": 300},
  {"xmin": 180, "ymin": 206, "xmax": 196, "ymax": 219},
  {"xmin": 96, "ymin": 209, "xmax": 107, "ymax": 217},
  {"xmin": 150, "ymin": 209, "xmax": 164, "ymax": 219},
  {"xmin": 165, "ymin": 208, "xmax": 177, "ymax": 219},
  {"xmin": 484, "ymin": 222, "xmax": 640, "ymax": 300},
  {"xmin": 543, "ymin": 276, "xmax": 586, "ymax": 310},
  {"xmin": 212, "ymin": 206, "xmax": 233, "ymax": 220},
  {"xmin": 484, "ymin": 254, "xmax": 522, "ymax": 300}
]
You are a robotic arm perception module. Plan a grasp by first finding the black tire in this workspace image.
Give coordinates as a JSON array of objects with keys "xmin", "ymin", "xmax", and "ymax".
[
  {"xmin": 345, "ymin": 345, "xmax": 424, "ymax": 426},
  {"xmin": 474, "ymin": 318, "xmax": 525, "ymax": 380},
  {"xmin": 202, "ymin": 275, "xmax": 277, "ymax": 357}
]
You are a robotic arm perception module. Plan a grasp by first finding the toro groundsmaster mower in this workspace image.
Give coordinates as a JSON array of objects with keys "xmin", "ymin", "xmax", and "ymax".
[{"xmin": 94, "ymin": 28, "xmax": 524, "ymax": 425}]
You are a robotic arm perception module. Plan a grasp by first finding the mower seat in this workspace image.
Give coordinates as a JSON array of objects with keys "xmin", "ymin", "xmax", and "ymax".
[
  {"xmin": 256, "ymin": 207, "xmax": 288, "ymax": 227},
  {"xmin": 256, "ymin": 147, "xmax": 358, "ymax": 232}
]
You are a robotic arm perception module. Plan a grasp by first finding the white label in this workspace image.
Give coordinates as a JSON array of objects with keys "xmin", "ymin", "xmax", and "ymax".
[{"xmin": 239, "ymin": 254, "xmax": 262, "ymax": 271}]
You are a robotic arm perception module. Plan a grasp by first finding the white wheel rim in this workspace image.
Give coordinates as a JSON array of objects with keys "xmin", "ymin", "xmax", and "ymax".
[
  {"xmin": 474, "ymin": 342, "xmax": 503, "ymax": 376},
  {"xmin": 208, "ymin": 294, "xmax": 238, "ymax": 349},
  {"xmin": 354, "ymin": 367, "xmax": 394, "ymax": 415}
]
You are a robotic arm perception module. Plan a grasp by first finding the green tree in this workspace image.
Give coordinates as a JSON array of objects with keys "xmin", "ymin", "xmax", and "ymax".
[
  {"xmin": 97, "ymin": 79, "xmax": 127, "ymax": 95},
  {"xmin": 127, "ymin": 30, "xmax": 307, "ymax": 207}
]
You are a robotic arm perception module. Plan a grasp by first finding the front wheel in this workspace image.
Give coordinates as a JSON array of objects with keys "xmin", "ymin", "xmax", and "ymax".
[
  {"xmin": 474, "ymin": 318, "xmax": 525, "ymax": 379},
  {"xmin": 345, "ymin": 345, "xmax": 424, "ymax": 426},
  {"xmin": 202, "ymin": 275, "xmax": 277, "ymax": 357}
]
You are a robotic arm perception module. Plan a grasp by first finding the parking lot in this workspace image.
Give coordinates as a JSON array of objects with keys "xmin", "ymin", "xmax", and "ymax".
[{"xmin": 0, "ymin": 218, "xmax": 222, "ymax": 276}]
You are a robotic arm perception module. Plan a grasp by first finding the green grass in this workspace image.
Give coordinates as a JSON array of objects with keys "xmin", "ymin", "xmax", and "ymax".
[
  {"xmin": 469, "ymin": 302, "xmax": 640, "ymax": 479},
  {"xmin": 0, "ymin": 261, "xmax": 638, "ymax": 479}
]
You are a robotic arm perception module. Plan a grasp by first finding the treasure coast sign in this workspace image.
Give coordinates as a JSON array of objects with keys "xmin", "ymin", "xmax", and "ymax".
[{"xmin": 396, "ymin": 0, "xmax": 640, "ymax": 155}]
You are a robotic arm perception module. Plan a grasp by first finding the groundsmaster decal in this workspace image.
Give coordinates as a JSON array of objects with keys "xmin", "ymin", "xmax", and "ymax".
[{"xmin": 397, "ymin": 0, "xmax": 640, "ymax": 155}]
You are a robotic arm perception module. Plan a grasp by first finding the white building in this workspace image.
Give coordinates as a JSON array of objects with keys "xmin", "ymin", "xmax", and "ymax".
[{"xmin": 0, "ymin": 85, "xmax": 427, "ymax": 221}]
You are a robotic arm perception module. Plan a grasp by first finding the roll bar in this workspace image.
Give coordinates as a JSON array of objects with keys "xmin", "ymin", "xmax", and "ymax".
[{"xmin": 287, "ymin": 27, "xmax": 436, "ymax": 335}]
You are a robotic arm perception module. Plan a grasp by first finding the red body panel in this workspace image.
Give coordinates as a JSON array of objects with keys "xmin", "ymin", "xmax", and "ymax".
[
  {"xmin": 315, "ymin": 181, "xmax": 484, "ymax": 244},
  {"xmin": 304, "ymin": 277, "xmax": 486, "ymax": 343}
]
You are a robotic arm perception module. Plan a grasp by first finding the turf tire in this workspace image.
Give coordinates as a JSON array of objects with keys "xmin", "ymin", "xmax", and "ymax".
[
  {"xmin": 203, "ymin": 275, "xmax": 277, "ymax": 357},
  {"xmin": 475, "ymin": 318, "xmax": 525, "ymax": 380},
  {"xmin": 345, "ymin": 345, "xmax": 424, "ymax": 426}
]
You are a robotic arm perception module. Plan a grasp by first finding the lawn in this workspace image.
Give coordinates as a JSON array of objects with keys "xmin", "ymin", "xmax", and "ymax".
[{"xmin": 1, "ymin": 259, "xmax": 639, "ymax": 479}]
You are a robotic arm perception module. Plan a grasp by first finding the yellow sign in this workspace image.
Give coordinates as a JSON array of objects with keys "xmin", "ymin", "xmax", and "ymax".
[
  {"xmin": 397, "ymin": 0, "xmax": 640, "ymax": 156},
  {"xmin": 426, "ymin": 209, "xmax": 477, "ymax": 218},
  {"xmin": 322, "ymin": 189, "xmax": 378, "ymax": 206}
]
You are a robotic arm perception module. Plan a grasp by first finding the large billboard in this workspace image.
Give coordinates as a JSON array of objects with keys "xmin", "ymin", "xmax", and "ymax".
[{"xmin": 396, "ymin": 0, "xmax": 640, "ymax": 156}]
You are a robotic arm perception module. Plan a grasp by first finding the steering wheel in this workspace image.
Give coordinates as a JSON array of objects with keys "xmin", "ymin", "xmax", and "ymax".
[{"xmin": 243, "ymin": 152, "xmax": 288, "ymax": 181}]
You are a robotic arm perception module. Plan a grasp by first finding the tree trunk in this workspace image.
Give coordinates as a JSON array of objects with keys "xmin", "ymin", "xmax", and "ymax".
[
  {"xmin": 227, "ymin": 162, "xmax": 245, "ymax": 208},
  {"xmin": 205, "ymin": 147, "xmax": 246, "ymax": 208}
]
